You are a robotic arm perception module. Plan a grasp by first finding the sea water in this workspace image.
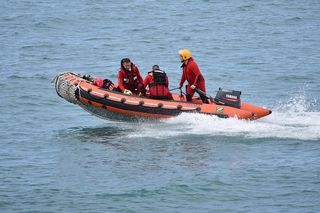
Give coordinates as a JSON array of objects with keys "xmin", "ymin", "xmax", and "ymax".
[{"xmin": 1, "ymin": 0, "xmax": 319, "ymax": 212}]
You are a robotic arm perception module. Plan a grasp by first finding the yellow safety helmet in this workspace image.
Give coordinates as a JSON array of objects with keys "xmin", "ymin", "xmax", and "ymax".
[{"xmin": 179, "ymin": 49, "xmax": 191, "ymax": 62}]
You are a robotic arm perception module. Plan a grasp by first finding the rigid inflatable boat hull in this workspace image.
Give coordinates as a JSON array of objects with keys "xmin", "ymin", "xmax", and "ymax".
[{"xmin": 54, "ymin": 72, "xmax": 272, "ymax": 121}]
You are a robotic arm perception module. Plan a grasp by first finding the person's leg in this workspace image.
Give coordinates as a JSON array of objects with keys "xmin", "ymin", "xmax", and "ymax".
[
  {"xmin": 199, "ymin": 93, "xmax": 209, "ymax": 104},
  {"xmin": 197, "ymin": 81, "xmax": 209, "ymax": 103},
  {"xmin": 197, "ymin": 81, "xmax": 206, "ymax": 92},
  {"xmin": 186, "ymin": 85, "xmax": 195, "ymax": 102}
]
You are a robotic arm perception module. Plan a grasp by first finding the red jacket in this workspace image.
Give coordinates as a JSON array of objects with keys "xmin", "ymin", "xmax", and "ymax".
[
  {"xmin": 144, "ymin": 70, "xmax": 172, "ymax": 99},
  {"xmin": 118, "ymin": 65, "xmax": 143, "ymax": 93},
  {"xmin": 179, "ymin": 58, "xmax": 205, "ymax": 88}
]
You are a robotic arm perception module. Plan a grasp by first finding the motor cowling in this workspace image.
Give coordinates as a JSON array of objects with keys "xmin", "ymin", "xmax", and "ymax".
[{"xmin": 214, "ymin": 88, "xmax": 241, "ymax": 108}]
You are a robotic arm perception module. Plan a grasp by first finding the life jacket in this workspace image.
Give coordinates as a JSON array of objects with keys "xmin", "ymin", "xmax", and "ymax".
[
  {"xmin": 148, "ymin": 70, "xmax": 170, "ymax": 99},
  {"xmin": 119, "ymin": 64, "xmax": 141, "ymax": 92}
]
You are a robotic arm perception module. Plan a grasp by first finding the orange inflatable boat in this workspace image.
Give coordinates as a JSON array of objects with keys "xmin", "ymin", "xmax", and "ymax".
[{"xmin": 54, "ymin": 72, "xmax": 271, "ymax": 121}]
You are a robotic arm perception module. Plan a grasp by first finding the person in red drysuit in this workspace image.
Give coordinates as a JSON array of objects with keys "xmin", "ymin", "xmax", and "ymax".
[
  {"xmin": 178, "ymin": 49, "xmax": 208, "ymax": 103},
  {"xmin": 143, "ymin": 65, "xmax": 172, "ymax": 100},
  {"xmin": 118, "ymin": 58, "xmax": 144, "ymax": 95}
]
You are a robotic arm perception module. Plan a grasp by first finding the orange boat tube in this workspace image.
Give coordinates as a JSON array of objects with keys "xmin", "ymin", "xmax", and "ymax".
[{"xmin": 54, "ymin": 72, "xmax": 272, "ymax": 121}]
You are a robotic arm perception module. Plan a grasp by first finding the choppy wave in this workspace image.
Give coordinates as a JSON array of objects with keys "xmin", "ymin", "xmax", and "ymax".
[{"xmin": 128, "ymin": 95, "xmax": 320, "ymax": 141}]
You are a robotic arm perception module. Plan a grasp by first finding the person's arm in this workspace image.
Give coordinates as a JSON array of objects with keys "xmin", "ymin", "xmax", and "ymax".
[
  {"xmin": 118, "ymin": 71, "xmax": 125, "ymax": 92},
  {"xmin": 179, "ymin": 71, "xmax": 185, "ymax": 88},
  {"xmin": 135, "ymin": 67, "xmax": 144, "ymax": 83},
  {"xmin": 143, "ymin": 75, "xmax": 150, "ymax": 89}
]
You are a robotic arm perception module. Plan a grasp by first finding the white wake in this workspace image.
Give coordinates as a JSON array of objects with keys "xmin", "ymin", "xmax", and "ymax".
[{"xmin": 128, "ymin": 95, "xmax": 320, "ymax": 141}]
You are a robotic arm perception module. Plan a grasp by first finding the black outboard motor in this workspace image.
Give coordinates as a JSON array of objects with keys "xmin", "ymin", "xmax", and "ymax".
[{"xmin": 214, "ymin": 88, "xmax": 241, "ymax": 108}]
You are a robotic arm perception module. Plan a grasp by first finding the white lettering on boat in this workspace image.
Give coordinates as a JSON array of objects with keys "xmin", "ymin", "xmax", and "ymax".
[{"xmin": 226, "ymin": 94, "xmax": 237, "ymax": 99}]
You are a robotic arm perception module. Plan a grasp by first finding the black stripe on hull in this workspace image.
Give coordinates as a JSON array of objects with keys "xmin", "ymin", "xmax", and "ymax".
[{"xmin": 79, "ymin": 89, "xmax": 184, "ymax": 116}]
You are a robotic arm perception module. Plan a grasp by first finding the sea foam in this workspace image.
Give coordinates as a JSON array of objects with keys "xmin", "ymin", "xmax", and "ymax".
[{"xmin": 128, "ymin": 95, "xmax": 320, "ymax": 141}]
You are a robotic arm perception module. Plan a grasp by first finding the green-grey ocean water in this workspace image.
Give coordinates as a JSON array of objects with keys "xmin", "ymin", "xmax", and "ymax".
[{"xmin": 1, "ymin": 0, "xmax": 320, "ymax": 212}]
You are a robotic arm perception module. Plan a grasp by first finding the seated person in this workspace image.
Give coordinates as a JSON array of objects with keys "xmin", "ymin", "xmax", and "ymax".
[
  {"xmin": 143, "ymin": 65, "xmax": 173, "ymax": 100},
  {"xmin": 118, "ymin": 58, "xmax": 144, "ymax": 95}
]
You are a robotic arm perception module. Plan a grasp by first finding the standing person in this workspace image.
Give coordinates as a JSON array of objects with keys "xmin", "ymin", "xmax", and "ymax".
[
  {"xmin": 178, "ymin": 49, "xmax": 208, "ymax": 103},
  {"xmin": 143, "ymin": 65, "xmax": 172, "ymax": 100},
  {"xmin": 118, "ymin": 58, "xmax": 144, "ymax": 95}
]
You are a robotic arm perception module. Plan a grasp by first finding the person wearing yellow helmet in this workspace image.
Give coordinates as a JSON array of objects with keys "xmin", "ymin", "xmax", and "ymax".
[
  {"xmin": 179, "ymin": 49, "xmax": 192, "ymax": 62},
  {"xmin": 178, "ymin": 49, "xmax": 208, "ymax": 103}
]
